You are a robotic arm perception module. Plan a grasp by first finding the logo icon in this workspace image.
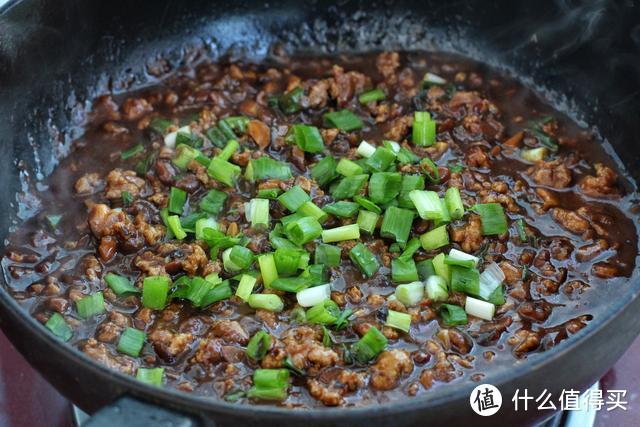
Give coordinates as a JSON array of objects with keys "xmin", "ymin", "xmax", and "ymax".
[{"xmin": 470, "ymin": 384, "xmax": 502, "ymax": 416}]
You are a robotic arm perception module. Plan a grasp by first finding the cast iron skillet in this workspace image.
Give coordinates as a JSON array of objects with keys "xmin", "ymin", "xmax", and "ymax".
[{"xmin": 1, "ymin": 0, "xmax": 640, "ymax": 425}]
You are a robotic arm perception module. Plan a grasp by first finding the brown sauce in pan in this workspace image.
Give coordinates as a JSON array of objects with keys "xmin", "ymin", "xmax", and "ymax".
[{"xmin": 2, "ymin": 51, "xmax": 639, "ymax": 407}]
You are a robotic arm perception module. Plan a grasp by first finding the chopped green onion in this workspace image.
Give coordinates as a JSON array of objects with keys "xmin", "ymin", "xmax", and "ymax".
[
  {"xmin": 331, "ymin": 174, "xmax": 369, "ymax": 199},
  {"xmin": 200, "ymin": 280, "xmax": 233, "ymax": 307},
  {"xmin": 349, "ymin": 243, "xmax": 380, "ymax": 277},
  {"xmin": 314, "ymin": 244, "xmax": 342, "ymax": 267},
  {"xmin": 365, "ymin": 147, "xmax": 396, "ymax": 172},
  {"xmin": 168, "ymin": 187, "xmax": 187, "ymax": 215},
  {"xmin": 121, "ymin": 191, "xmax": 133, "ymax": 207},
  {"xmin": 323, "ymin": 201, "xmax": 359, "ymax": 218},
  {"xmin": 117, "ymin": 327, "xmax": 146, "ymax": 357},
  {"xmin": 271, "ymin": 87, "xmax": 304, "ymax": 114},
  {"xmin": 246, "ymin": 157, "xmax": 292, "ymax": 182},
  {"xmin": 199, "ymin": 189, "xmax": 227, "ymax": 215},
  {"xmin": 248, "ymin": 369, "xmax": 290, "ymax": 401},
  {"xmin": 396, "ymin": 145, "xmax": 420, "ymax": 164},
  {"xmin": 299, "ymin": 264, "xmax": 327, "ymax": 285},
  {"xmin": 323, "ymin": 109, "xmax": 364, "ymax": 132},
  {"xmin": 142, "ymin": 276, "xmax": 170, "ymax": 310},
  {"xmin": 380, "ymin": 206, "xmax": 414, "ymax": 243},
  {"xmin": 473, "ymin": 203, "xmax": 508, "ymax": 236},
  {"xmin": 76, "ymin": 292, "xmax": 105, "ymax": 319},
  {"xmin": 285, "ymin": 216, "xmax": 323, "ymax": 246},
  {"xmin": 368, "ymin": 172, "xmax": 402, "ymax": 204},
  {"xmin": 205, "ymin": 126, "xmax": 227, "ymax": 148},
  {"xmin": 257, "ymin": 188, "xmax": 282, "ymax": 199},
  {"xmin": 245, "ymin": 198, "xmax": 270, "ymax": 229},
  {"xmin": 392, "ymin": 257, "xmax": 419, "ymax": 283},
  {"xmin": 278, "ymin": 186, "xmax": 310, "ymax": 212},
  {"xmin": 412, "ymin": 111, "xmax": 436, "ymax": 146},
  {"xmin": 399, "ymin": 238, "xmax": 421, "ymax": 260},
  {"xmin": 149, "ymin": 117, "xmax": 172, "ymax": 134},
  {"xmin": 281, "ymin": 212, "xmax": 305, "ymax": 229},
  {"xmin": 357, "ymin": 140, "xmax": 377, "ymax": 158},
  {"xmin": 450, "ymin": 266, "xmax": 480, "ymax": 295},
  {"xmin": 448, "ymin": 248, "xmax": 479, "ymax": 266},
  {"xmin": 521, "ymin": 147, "xmax": 549, "ymax": 162},
  {"xmin": 444, "ymin": 187, "xmax": 464, "ymax": 220},
  {"xmin": 306, "ymin": 300, "xmax": 341, "ymax": 325},
  {"xmin": 478, "ymin": 262, "xmax": 505, "ymax": 302},
  {"xmin": 395, "ymin": 281, "xmax": 425, "ymax": 306},
  {"xmin": 248, "ymin": 294, "xmax": 284, "ymax": 312},
  {"xmin": 175, "ymin": 130, "xmax": 204, "ymax": 148},
  {"xmin": 258, "ymin": 253, "xmax": 278, "ymax": 288},
  {"xmin": 121, "ymin": 144, "xmax": 145, "ymax": 160},
  {"xmin": 208, "ymin": 157, "xmax": 241, "ymax": 187},
  {"xmin": 385, "ymin": 310, "xmax": 411, "ymax": 333},
  {"xmin": 222, "ymin": 245, "xmax": 254, "ymax": 273},
  {"xmin": 444, "ymin": 255, "xmax": 476, "ymax": 269},
  {"xmin": 398, "ymin": 175, "xmax": 425, "ymax": 209},
  {"xmin": 172, "ymin": 144, "xmax": 199, "ymax": 169},
  {"xmin": 336, "ymin": 158, "xmax": 364, "ymax": 177},
  {"xmin": 417, "ymin": 258, "xmax": 436, "ymax": 281},
  {"xmin": 409, "ymin": 190, "xmax": 443, "ymax": 220},
  {"xmin": 439, "ymin": 304, "xmax": 468, "ymax": 326},
  {"xmin": 105, "ymin": 273, "xmax": 138, "ymax": 296},
  {"xmin": 359, "ymin": 88, "xmax": 386, "ymax": 104},
  {"xmin": 311, "ymin": 156, "xmax": 338, "ymax": 187},
  {"xmin": 356, "ymin": 210, "xmax": 379, "ymax": 234},
  {"xmin": 217, "ymin": 119, "xmax": 237, "ymax": 140},
  {"xmin": 179, "ymin": 211, "xmax": 207, "ymax": 234},
  {"xmin": 423, "ymin": 72, "xmax": 447, "ymax": 85},
  {"xmin": 45, "ymin": 313, "xmax": 72, "ymax": 341},
  {"xmin": 425, "ymin": 275, "xmax": 449, "ymax": 301},
  {"xmin": 292, "ymin": 124, "xmax": 324, "ymax": 153},
  {"xmin": 195, "ymin": 217, "xmax": 218, "ymax": 240},
  {"xmin": 297, "ymin": 201, "xmax": 328, "ymax": 223},
  {"xmin": 465, "ymin": 296, "xmax": 495, "ymax": 320},
  {"xmin": 270, "ymin": 277, "xmax": 309, "ymax": 293},
  {"xmin": 274, "ymin": 247, "xmax": 304, "ymax": 276},
  {"xmin": 353, "ymin": 195, "xmax": 382, "ymax": 214},
  {"xmin": 217, "ymin": 139, "xmax": 240, "ymax": 161},
  {"xmin": 136, "ymin": 368, "xmax": 164, "ymax": 387},
  {"xmin": 322, "ymin": 224, "xmax": 360, "ymax": 243},
  {"xmin": 432, "ymin": 253, "xmax": 451, "ymax": 284},
  {"xmin": 236, "ymin": 274, "xmax": 257, "ymax": 301},
  {"xmin": 224, "ymin": 116, "xmax": 249, "ymax": 134},
  {"xmin": 167, "ymin": 215, "xmax": 187, "ymax": 240},
  {"xmin": 420, "ymin": 157, "xmax": 440, "ymax": 184},
  {"xmin": 159, "ymin": 208, "xmax": 174, "ymax": 239},
  {"xmin": 420, "ymin": 225, "xmax": 449, "ymax": 250},
  {"xmin": 351, "ymin": 326, "xmax": 387, "ymax": 364},
  {"xmin": 247, "ymin": 331, "xmax": 271, "ymax": 362},
  {"xmin": 516, "ymin": 218, "xmax": 528, "ymax": 243},
  {"xmin": 530, "ymin": 129, "xmax": 559, "ymax": 152}
]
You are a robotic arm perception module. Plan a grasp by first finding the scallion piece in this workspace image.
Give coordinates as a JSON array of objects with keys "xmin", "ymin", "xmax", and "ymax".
[
  {"xmin": 440, "ymin": 304, "xmax": 468, "ymax": 326},
  {"xmin": 322, "ymin": 224, "xmax": 360, "ymax": 243},
  {"xmin": 425, "ymin": 275, "xmax": 448, "ymax": 301},
  {"xmin": 357, "ymin": 140, "xmax": 376, "ymax": 158},
  {"xmin": 444, "ymin": 187, "xmax": 465, "ymax": 220},
  {"xmin": 521, "ymin": 147, "xmax": 549, "ymax": 162},
  {"xmin": 423, "ymin": 72, "xmax": 447, "ymax": 85},
  {"xmin": 444, "ymin": 256, "xmax": 476, "ymax": 269},
  {"xmin": 478, "ymin": 262, "xmax": 505, "ymax": 302},
  {"xmin": 356, "ymin": 210, "xmax": 379, "ymax": 234},
  {"xmin": 245, "ymin": 157, "xmax": 292, "ymax": 182},
  {"xmin": 306, "ymin": 300, "xmax": 341, "ymax": 325},
  {"xmin": 121, "ymin": 191, "xmax": 133, "ymax": 207},
  {"xmin": 365, "ymin": 147, "xmax": 396, "ymax": 172},
  {"xmin": 278, "ymin": 186, "xmax": 310, "ymax": 212},
  {"xmin": 149, "ymin": 117, "xmax": 172, "ymax": 134},
  {"xmin": 257, "ymin": 188, "xmax": 282, "ymax": 199},
  {"xmin": 247, "ymin": 331, "xmax": 271, "ymax": 362},
  {"xmin": 311, "ymin": 155, "xmax": 338, "ymax": 187},
  {"xmin": 331, "ymin": 174, "xmax": 369, "ymax": 199},
  {"xmin": 248, "ymin": 369, "xmax": 290, "ymax": 401},
  {"xmin": 270, "ymin": 277, "xmax": 310, "ymax": 293},
  {"xmin": 465, "ymin": 296, "xmax": 495, "ymax": 320},
  {"xmin": 516, "ymin": 218, "xmax": 528, "ymax": 243},
  {"xmin": 298, "ymin": 201, "xmax": 329, "ymax": 223},
  {"xmin": 336, "ymin": 158, "xmax": 364, "ymax": 177},
  {"xmin": 200, "ymin": 280, "xmax": 233, "ymax": 307},
  {"xmin": 172, "ymin": 144, "xmax": 199, "ymax": 169},
  {"xmin": 104, "ymin": 273, "xmax": 138, "ymax": 296},
  {"xmin": 391, "ymin": 257, "xmax": 419, "ymax": 283},
  {"xmin": 285, "ymin": 216, "xmax": 323, "ymax": 246},
  {"xmin": 217, "ymin": 139, "xmax": 240, "ymax": 161},
  {"xmin": 168, "ymin": 187, "xmax": 187, "ymax": 215},
  {"xmin": 417, "ymin": 258, "xmax": 436, "ymax": 281},
  {"xmin": 299, "ymin": 264, "xmax": 327, "ymax": 285},
  {"xmin": 274, "ymin": 247, "xmax": 303, "ymax": 276},
  {"xmin": 359, "ymin": 88, "xmax": 386, "ymax": 104},
  {"xmin": 45, "ymin": 313, "xmax": 72, "ymax": 341},
  {"xmin": 222, "ymin": 245, "xmax": 254, "ymax": 273},
  {"xmin": 395, "ymin": 281, "xmax": 425, "ymax": 306},
  {"xmin": 409, "ymin": 190, "xmax": 443, "ymax": 220},
  {"xmin": 420, "ymin": 225, "xmax": 449, "ymax": 250},
  {"xmin": 258, "ymin": 253, "xmax": 278, "ymax": 288},
  {"xmin": 450, "ymin": 266, "xmax": 480, "ymax": 295},
  {"xmin": 323, "ymin": 109, "xmax": 364, "ymax": 132},
  {"xmin": 292, "ymin": 124, "xmax": 324, "ymax": 153},
  {"xmin": 208, "ymin": 157, "xmax": 241, "ymax": 187},
  {"xmin": 234, "ymin": 274, "xmax": 256, "ymax": 302},
  {"xmin": 217, "ymin": 119, "xmax": 237, "ymax": 140},
  {"xmin": 167, "ymin": 215, "xmax": 187, "ymax": 240},
  {"xmin": 245, "ymin": 198, "xmax": 270, "ymax": 229},
  {"xmin": 349, "ymin": 243, "xmax": 380, "ymax": 277},
  {"xmin": 447, "ymin": 248, "xmax": 479, "ymax": 266},
  {"xmin": 432, "ymin": 253, "xmax": 451, "ymax": 284},
  {"xmin": 199, "ymin": 189, "xmax": 227, "ymax": 215},
  {"xmin": 473, "ymin": 203, "xmax": 508, "ymax": 236},
  {"xmin": 142, "ymin": 276, "xmax": 170, "ymax": 310},
  {"xmin": 314, "ymin": 244, "xmax": 342, "ymax": 267},
  {"xmin": 412, "ymin": 111, "xmax": 436, "ymax": 146},
  {"xmin": 322, "ymin": 201, "xmax": 359, "ymax": 218},
  {"xmin": 351, "ymin": 326, "xmax": 387, "ymax": 364},
  {"xmin": 121, "ymin": 144, "xmax": 145, "ymax": 160},
  {"xmin": 385, "ymin": 310, "xmax": 411, "ymax": 333},
  {"xmin": 195, "ymin": 217, "xmax": 218, "ymax": 241},
  {"xmin": 398, "ymin": 175, "xmax": 425, "ymax": 209},
  {"xmin": 380, "ymin": 206, "xmax": 414, "ymax": 243},
  {"xmin": 400, "ymin": 237, "xmax": 421, "ymax": 260},
  {"xmin": 297, "ymin": 283, "xmax": 331, "ymax": 308},
  {"xmin": 76, "ymin": 292, "xmax": 105, "ymax": 319},
  {"xmin": 136, "ymin": 368, "xmax": 164, "ymax": 387},
  {"xmin": 117, "ymin": 327, "xmax": 146, "ymax": 357},
  {"xmin": 248, "ymin": 294, "xmax": 284, "ymax": 312},
  {"xmin": 353, "ymin": 195, "xmax": 382, "ymax": 214},
  {"xmin": 368, "ymin": 172, "xmax": 402, "ymax": 204},
  {"xmin": 281, "ymin": 212, "xmax": 305, "ymax": 229}
]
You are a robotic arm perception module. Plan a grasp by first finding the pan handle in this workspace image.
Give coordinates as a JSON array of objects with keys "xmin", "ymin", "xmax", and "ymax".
[{"xmin": 82, "ymin": 395, "xmax": 204, "ymax": 427}]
